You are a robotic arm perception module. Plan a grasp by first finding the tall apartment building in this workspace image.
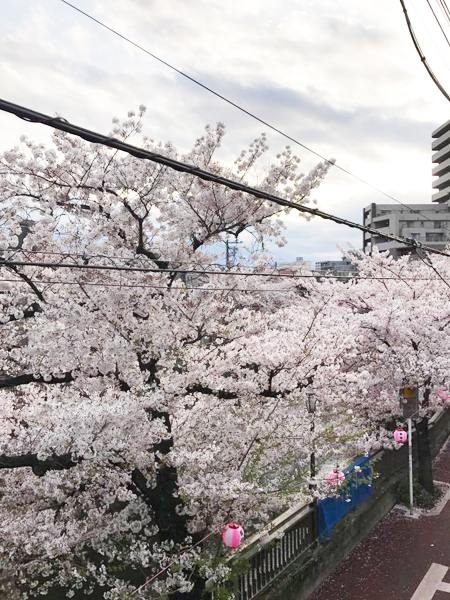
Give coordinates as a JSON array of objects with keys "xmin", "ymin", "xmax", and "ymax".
[
  {"xmin": 432, "ymin": 119, "xmax": 450, "ymax": 204},
  {"xmin": 363, "ymin": 203, "xmax": 450, "ymax": 258}
]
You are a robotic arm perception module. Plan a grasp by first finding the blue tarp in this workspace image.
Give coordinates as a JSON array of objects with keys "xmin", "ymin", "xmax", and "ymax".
[{"xmin": 318, "ymin": 455, "xmax": 372, "ymax": 539}]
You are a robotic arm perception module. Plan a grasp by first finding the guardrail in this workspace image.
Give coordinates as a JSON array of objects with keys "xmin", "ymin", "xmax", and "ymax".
[{"xmin": 222, "ymin": 502, "xmax": 316, "ymax": 600}]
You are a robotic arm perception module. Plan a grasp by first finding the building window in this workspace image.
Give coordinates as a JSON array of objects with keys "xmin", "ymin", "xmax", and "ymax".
[
  {"xmin": 426, "ymin": 232, "xmax": 444, "ymax": 242},
  {"xmin": 374, "ymin": 218, "xmax": 390, "ymax": 228},
  {"xmin": 435, "ymin": 221, "xmax": 443, "ymax": 229},
  {"xmin": 410, "ymin": 233, "xmax": 422, "ymax": 240}
]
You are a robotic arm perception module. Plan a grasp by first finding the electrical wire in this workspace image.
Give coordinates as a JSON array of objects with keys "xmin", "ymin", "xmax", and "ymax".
[
  {"xmin": 0, "ymin": 277, "xmax": 304, "ymax": 292},
  {"xmin": 1, "ymin": 97, "xmax": 450, "ymax": 259},
  {"xmin": 414, "ymin": 247, "xmax": 450, "ymax": 288},
  {"xmin": 398, "ymin": 0, "xmax": 450, "ymax": 102},
  {"xmin": 400, "ymin": 0, "xmax": 450, "ymax": 246},
  {"xmin": 408, "ymin": 0, "xmax": 450, "ymax": 239},
  {"xmin": 1, "ymin": 273, "xmax": 450, "ymax": 291},
  {"xmin": 0, "ymin": 258, "xmax": 356, "ymax": 277},
  {"xmin": 59, "ymin": 0, "xmax": 443, "ymax": 224},
  {"xmin": 5, "ymin": 244, "xmax": 450, "ymax": 275},
  {"xmin": 425, "ymin": 0, "xmax": 450, "ymax": 46},
  {"xmin": 437, "ymin": 0, "xmax": 450, "ymax": 25},
  {"xmin": 1, "ymin": 248, "xmax": 155, "ymax": 261},
  {"xmin": 409, "ymin": 0, "xmax": 450, "ymax": 75},
  {"xmin": 4, "ymin": 257, "xmax": 450, "ymax": 279},
  {"xmin": 1, "ymin": 247, "xmax": 317, "ymax": 276},
  {"xmin": 130, "ymin": 526, "xmax": 222, "ymax": 596}
]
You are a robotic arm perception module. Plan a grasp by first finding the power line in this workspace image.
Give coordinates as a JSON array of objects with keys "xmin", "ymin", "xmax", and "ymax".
[
  {"xmin": 425, "ymin": 0, "xmax": 450, "ymax": 46},
  {"xmin": 409, "ymin": 0, "xmax": 450, "ymax": 72},
  {"xmin": 54, "ymin": 1, "xmax": 336, "ymax": 170},
  {"xmin": 1, "ymin": 98, "xmax": 450, "ymax": 259},
  {"xmin": 1, "ymin": 275, "xmax": 450, "ymax": 294},
  {"xmin": 6, "ymin": 249, "xmax": 450, "ymax": 289},
  {"xmin": 0, "ymin": 247, "xmax": 306, "ymax": 274},
  {"xmin": 1, "ymin": 248, "xmax": 154, "ymax": 261},
  {"xmin": 0, "ymin": 258, "xmax": 322, "ymax": 278},
  {"xmin": 399, "ymin": 0, "xmax": 450, "ymax": 102},
  {"xmin": 392, "ymin": 0, "xmax": 450, "ymax": 244},
  {"xmin": 0, "ymin": 278, "xmax": 300, "ymax": 293},
  {"xmin": 437, "ymin": 0, "xmax": 450, "ymax": 26},
  {"xmin": 407, "ymin": 1, "xmax": 450, "ymax": 242},
  {"xmin": 59, "ymin": 0, "xmax": 440, "ymax": 222},
  {"xmin": 414, "ymin": 247, "xmax": 450, "ymax": 288},
  {"xmin": 2, "ymin": 251, "xmax": 450, "ymax": 282}
]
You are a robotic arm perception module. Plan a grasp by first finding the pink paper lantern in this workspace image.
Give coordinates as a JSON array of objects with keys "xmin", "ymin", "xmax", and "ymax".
[
  {"xmin": 329, "ymin": 469, "xmax": 345, "ymax": 485},
  {"xmin": 438, "ymin": 390, "xmax": 449, "ymax": 401},
  {"xmin": 222, "ymin": 523, "xmax": 244, "ymax": 548},
  {"xmin": 394, "ymin": 429, "xmax": 407, "ymax": 444}
]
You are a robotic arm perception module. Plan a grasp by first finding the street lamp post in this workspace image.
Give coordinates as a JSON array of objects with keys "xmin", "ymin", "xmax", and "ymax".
[
  {"xmin": 306, "ymin": 390, "xmax": 316, "ymax": 482},
  {"xmin": 306, "ymin": 389, "xmax": 318, "ymax": 539}
]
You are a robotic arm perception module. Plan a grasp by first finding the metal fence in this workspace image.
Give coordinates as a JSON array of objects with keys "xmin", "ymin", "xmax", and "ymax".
[{"xmin": 230, "ymin": 504, "xmax": 315, "ymax": 600}]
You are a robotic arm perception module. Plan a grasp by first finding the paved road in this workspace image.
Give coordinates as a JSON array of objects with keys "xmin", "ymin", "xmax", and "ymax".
[{"xmin": 310, "ymin": 440, "xmax": 450, "ymax": 600}]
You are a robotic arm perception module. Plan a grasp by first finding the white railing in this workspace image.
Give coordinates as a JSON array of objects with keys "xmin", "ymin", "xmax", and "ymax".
[{"xmin": 213, "ymin": 502, "xmax": 316, "ymax": 600}]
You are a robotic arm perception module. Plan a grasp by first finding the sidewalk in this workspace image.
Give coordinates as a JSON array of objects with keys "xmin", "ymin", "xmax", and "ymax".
[{"xmin": 310, "ymin": 440, "xmax": 450, "ymax": 600}]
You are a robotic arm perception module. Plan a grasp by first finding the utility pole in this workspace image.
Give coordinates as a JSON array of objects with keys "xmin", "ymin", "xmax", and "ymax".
[
  {"xmin": 225, "ymin": 235, "xmax": 240, "ymax": 268},
  {"xmin": 408, "ymin": 416, "xmax": 413, "ymax": 515},
  {"xmin": 225, "ymin": 237, "xmax": 230, "ymax": 269}
]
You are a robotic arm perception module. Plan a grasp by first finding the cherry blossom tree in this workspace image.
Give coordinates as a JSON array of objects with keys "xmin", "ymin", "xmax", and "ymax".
[
  {"xmin": 2, "ymin": 107, "xmax": 448, "ymax": 598},
  {"xmin": 316, "ymin": 248, "xmax": 450, "ymax": 493},
  {"xmin": 0, "ymin": 109, "xmax": 350, "ymax": 599}
]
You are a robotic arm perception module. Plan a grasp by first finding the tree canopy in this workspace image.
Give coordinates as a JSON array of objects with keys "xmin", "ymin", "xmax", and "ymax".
[{"xmin": 0, "ymin": 110, "xmax": 448, "ymax": 599}]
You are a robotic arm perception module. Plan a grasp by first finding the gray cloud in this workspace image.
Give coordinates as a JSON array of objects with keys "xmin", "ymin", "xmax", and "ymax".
[{"xmin": 0, "ymin": 0, "xmax": 448, "ymax": 264}]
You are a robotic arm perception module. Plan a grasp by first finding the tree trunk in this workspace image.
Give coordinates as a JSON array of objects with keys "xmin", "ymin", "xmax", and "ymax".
[
  {"xmin": 138, "ymin": 408, "xmax": 207, "ymax": 598},
  {"xmin": 416, "ymin": 416, "xmax": 434, "ymax": 494}
]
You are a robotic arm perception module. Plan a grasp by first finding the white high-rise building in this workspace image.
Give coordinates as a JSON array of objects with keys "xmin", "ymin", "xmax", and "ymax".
[{"xmin": 432, "ymin": 119, "xmax": 450, "ymax": 204}]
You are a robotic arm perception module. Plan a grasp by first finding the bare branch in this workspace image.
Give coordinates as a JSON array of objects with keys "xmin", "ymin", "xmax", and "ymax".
[
  {"xmin": 0, "ymin": 372, "xmax": 73, "ymax": 388},
  {"xmin": 0, "ymin": 452, "xmax": 78, "ymax": 476}
]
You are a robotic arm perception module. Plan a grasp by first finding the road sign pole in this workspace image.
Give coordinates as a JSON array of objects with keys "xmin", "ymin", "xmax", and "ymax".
[
  {"xmin": 408, "ymin": 417, "xmax": 413, "ymax": 515},
  {"xmin": 400, "ymin": 382, "xmax": 418, "ymax": 516}
]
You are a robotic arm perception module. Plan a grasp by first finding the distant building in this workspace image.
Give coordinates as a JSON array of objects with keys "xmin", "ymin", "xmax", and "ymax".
[
  {"xmin": 314, "ymin": 258, "xmax": 358, "ymax": 279},
  {"xmin": 361, "ymin": 121, "xmax": 450, "ymax": 259},
  {"xmin": 275, "ymin": 257, "xmax": 312, "ymax": 274},
  {"xmin": 363, "ymin": 122, "xmax": 450, "ymax": 259},
  {"xmin": 362, "ymin": 203, "xmax": 450, "ymax": 259}
]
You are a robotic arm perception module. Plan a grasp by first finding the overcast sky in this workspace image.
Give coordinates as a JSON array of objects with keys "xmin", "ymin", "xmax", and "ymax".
[{"xmin": 2, "ymin": 0, "xmax": 450, "ymax": 266}]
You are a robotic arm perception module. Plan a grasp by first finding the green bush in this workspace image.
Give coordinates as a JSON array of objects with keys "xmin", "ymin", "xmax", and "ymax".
[{"xmin": 397, "ymin": 477, "xmax": 442, "ymax": 509}]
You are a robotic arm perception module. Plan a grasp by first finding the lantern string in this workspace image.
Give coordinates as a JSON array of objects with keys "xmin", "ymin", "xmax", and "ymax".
[
  {"xmin": 131, "ymin": 463, "xmax": 365, "ymax": 595},
  {"xmin": 131, "ymin": 524, "xmax": 226, "ymax": 596}
]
